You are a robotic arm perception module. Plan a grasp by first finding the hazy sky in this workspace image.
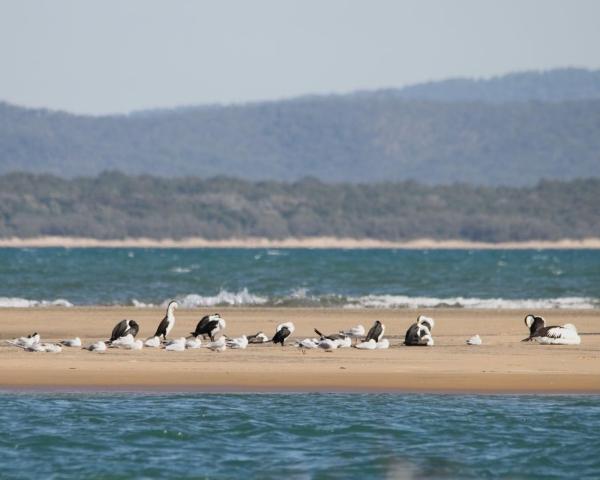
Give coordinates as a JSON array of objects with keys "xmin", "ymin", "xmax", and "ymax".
[{"xmin": 1, "ymin": 0, "xmax": 599, "ymax": 114}]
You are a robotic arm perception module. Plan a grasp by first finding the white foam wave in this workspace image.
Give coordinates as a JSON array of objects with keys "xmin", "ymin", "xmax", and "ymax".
[
  {"xmin": 170, "ymin": 267, "xmax": 191, "ymax": 274},
  {"xmin": 0, "ymin": 297, "xmax": 73, "ymax": 308},
  {"xmin": 131, "ymin": 298, "xmax": 156, "ymax": 308},
  {"xmin": 169, "ymin": 289, "xmax": 268, "ymax": 308},
  {"xmin": 344, "ymin": 295, "xmax": 597, "ymax": 310}
]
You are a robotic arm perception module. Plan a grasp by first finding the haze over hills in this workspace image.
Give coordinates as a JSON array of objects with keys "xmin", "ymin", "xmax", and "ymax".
[{"xmin": 1, "ymin": 68, "xmax": 599, "ymax": 185}]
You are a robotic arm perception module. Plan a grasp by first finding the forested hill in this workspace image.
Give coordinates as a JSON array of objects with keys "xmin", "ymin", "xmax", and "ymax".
[
  {"xmin": 0, "ymin": 173, "xmax": 598, "ymax": 242},
  {"xmin": 1, "ymin": 68, "xmax": 600, "ymax": 185}
]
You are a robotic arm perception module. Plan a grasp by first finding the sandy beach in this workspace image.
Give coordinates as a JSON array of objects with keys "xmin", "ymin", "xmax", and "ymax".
[
  {"xmin": 1, "ymin": 236, "xmax": 600, "ymax": 249},
  {"xmin": 1, "ymin": 307, "xmax": 599, "ymax": 393}
]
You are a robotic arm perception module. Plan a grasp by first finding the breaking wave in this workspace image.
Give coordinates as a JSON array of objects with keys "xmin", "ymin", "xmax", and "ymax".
[
  {"xmin": 0, "ymin": 297, "xmax": 74, "ymax": 308},
  {"xmin": 2, "ymin": 292, "xmax": 597, "ymax": 309},
  {"xmin": 135, "ymin": 291, "xmax": 598, "ymax": 309}
]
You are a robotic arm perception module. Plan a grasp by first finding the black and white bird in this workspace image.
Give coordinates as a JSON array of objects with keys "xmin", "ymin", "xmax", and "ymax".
[
  {"xmin": 109, "ymin": 319, "xmax": 139, "ymax": 343},
  {"xmin": 247, "ymin": 332, "xmax": 270, "ymax": 344},
  {"xmin": 404, "ymin": 315, "xmax": 435, "ymax": 346},
  {"xmin": 522, "ymin": 314, "xmax": 581, "ymax": 345},
  {"xmin": 154, "ymin": 300, "xmax": 178, "ymax": 341},
  {"xmin": 272, "ymin": 322, "xmax": 295, "ymax": 346},
  {"xmin": 365, "ymin": 320, "xmax": 385, "ymax": 343},
  {"xmin": 191, "ymin": 313, "xmax": 226, "ymax": 341}
]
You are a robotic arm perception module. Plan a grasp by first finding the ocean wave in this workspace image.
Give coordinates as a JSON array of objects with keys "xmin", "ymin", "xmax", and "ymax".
[
  {"xmin": 170, "ymin": 289, "xmax": 268, "ymax": 308},
  {"xmin": 0, "ymin": 297, "xmax": 73, "ymax": 308},
  {"xmin": 143, "ymin": 292, "xmax": 598, "ymax": 309},
  {"xmin": 1, "ymin": 293, "xmax": 595, "ymax": 309},
  {"xmin": 343, "ymin": 295, "xmax": 598, "ymax": 310}
]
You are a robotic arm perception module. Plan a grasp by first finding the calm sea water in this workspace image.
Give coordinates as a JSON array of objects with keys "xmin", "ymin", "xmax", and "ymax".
[
  {"xmin": 0, "ymin": 393, "xmax": 598, "ymax": 479},
  {"xmin": 0, "ymin": 248, "xmax": 598, "ymax": 308}
]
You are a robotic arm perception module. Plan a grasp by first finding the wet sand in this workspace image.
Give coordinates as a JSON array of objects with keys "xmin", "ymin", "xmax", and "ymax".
[{"xmin": 1, "ymin": 308, "xmax": 599, "ymax": 393}]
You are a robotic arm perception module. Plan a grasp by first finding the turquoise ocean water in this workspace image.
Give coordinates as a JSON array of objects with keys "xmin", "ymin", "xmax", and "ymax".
[
  {"xmin": 2, "ymin": 249, "xmax": 599, "ymax": 478},
  {"xmin": 0, "ymin": 248, "xmax": 598, "ymax": 308},
  {"xmin": 1, "ymin": 393, "xmax": 599, "ymax": 479}
]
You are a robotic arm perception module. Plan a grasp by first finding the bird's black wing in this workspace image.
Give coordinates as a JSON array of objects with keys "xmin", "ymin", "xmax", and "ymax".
[
  {"xmin": 273, "ymin": 327, "xmax": 290, "ymax": 345},
  {"xmin": 110, "ymin": 320, "xmax": 129, "ymax": 342},
  {"xmin": 193, "ymin": 315, "xmax": 211, "ymax": 336},
  {"xmin": 196, "ymin": 320, "xmax": 218, "ymax": 336},
  {"xmin": 365, "ymin": 323, "xmax": 381, "ymax": 342},
  {"xmin": 404, "ymin": 323, "xmax": 418, "ymax": 345},
  {"xmin": 154, "ymin": 315, "xmax": 169, "ymax": 337}
]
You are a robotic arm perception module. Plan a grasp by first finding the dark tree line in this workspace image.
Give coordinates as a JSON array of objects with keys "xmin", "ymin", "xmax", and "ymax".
[{"xmin": 0, "ymin": 172, "xmax": 598, "ymax": 242}]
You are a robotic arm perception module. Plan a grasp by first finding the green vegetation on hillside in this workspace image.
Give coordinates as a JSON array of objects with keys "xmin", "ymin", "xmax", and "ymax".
[
  {"xmin": 0, "ymin": 172, "xmax": 598, "ymax": 242},
  {"xmin": 1, "ymin": 68, "xmax": 600, "ymax": 185}
]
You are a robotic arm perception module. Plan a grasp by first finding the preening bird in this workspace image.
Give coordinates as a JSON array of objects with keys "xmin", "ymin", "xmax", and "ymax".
[
  {"xmin": 522, "ymin": 314, "xmax": 581, "ymax": 345},
  {"xmin": 365, "ymin": 320, "xmax": 385, "ymax": 343},
  {"xmin": 272, "ymin": 322, "xmax": 295, "ymax": 346},
  {"xmin": 191, "ymin": 313, "xmax": 225, "ymax": 341},
  {"xmin": 109, "ymin": 320, "xmax": 139, "ymax": 343}
]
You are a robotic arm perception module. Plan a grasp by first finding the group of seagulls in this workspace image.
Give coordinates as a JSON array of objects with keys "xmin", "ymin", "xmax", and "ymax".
[{"xmin": 5, "ymin": 305, "xmax": 582, "ymax": 354}]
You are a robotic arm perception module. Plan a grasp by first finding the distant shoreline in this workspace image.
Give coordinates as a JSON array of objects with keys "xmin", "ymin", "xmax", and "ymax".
[{"xmin": 1, "ymin": 236, "xmax": 600, "ymax": 249}]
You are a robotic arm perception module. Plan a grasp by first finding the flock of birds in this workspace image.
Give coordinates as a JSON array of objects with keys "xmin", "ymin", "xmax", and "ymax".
[{"xmin": 5, "ymin": 301, "xmax": 582, "ymax": 354}]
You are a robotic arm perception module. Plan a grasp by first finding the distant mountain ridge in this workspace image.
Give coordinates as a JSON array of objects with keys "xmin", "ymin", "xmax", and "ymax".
[{"xmin": 1, "ymin": 68, "xmax": 599, "ymax": 185}]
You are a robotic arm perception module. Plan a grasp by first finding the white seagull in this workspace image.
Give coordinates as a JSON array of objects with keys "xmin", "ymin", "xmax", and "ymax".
[
  {"xmin": 226, "ymin": 335, "xmax": 248, "ymax": 349},
  {"xmin": 205, "ymin": 336, "xmax": 227, "ymax": 352},
  {"xmin": 85, "ymin": 341, "xmax": 107, "ymax": 352},
  {"xmin": 376, "ymin": 339, "xmax": 390, "ymax": 349},
  {"xmin": 124, "ymin": 339, "xmax": 144, "ymax": 350},
  {"xmin": 7, "ymin": 332, "xmax": 41, "ymax": 349},
  {"xmin": 318, "ymin": 338, "xmax": 339, "ymax": 352},
  {"xmin": 355, "ymin": 339, "xmax": 377, "ymax": 350},
  {"xmin": 144, "ymin": 335, "xmax": 162, "ymax": 348},
  {"xmin": 341, "ymin": 324, "xmax": 366, "ymax": 340},
  {"xmin": 111, "ymin": 333, "xmax": 135, "ymax": 348},
  {"xmin": 295, "ymin": 338, "xmax": 319, "ymax": 350},
  {"xmin": 60, "ymin": 337, "xmax": 82, "ymax": 348},
  {"xmin": 247, "ymin": 332, "xmax": 270, "ymax": 344},
  {"xmin": 165, "ymin": 337, "xmax": 186, "ymax": 351},
  {"xmin": 185, "ymin": 336, "xmax": 202, "ymax": 349}
]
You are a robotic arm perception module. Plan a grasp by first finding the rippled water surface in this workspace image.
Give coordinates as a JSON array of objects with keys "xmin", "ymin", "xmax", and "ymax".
[
  {"xmin": 0, "ymin": 248, "xmax": 599, "ymax": 308},
  {"xmin": 1, "ymin": 393, "xmax": 599, "ymax": 479}
]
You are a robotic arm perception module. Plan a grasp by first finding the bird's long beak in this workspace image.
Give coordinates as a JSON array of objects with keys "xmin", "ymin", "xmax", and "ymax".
[{"xmin": 521, "ymin": 337, "xmax": 532, "ymax": 342}]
